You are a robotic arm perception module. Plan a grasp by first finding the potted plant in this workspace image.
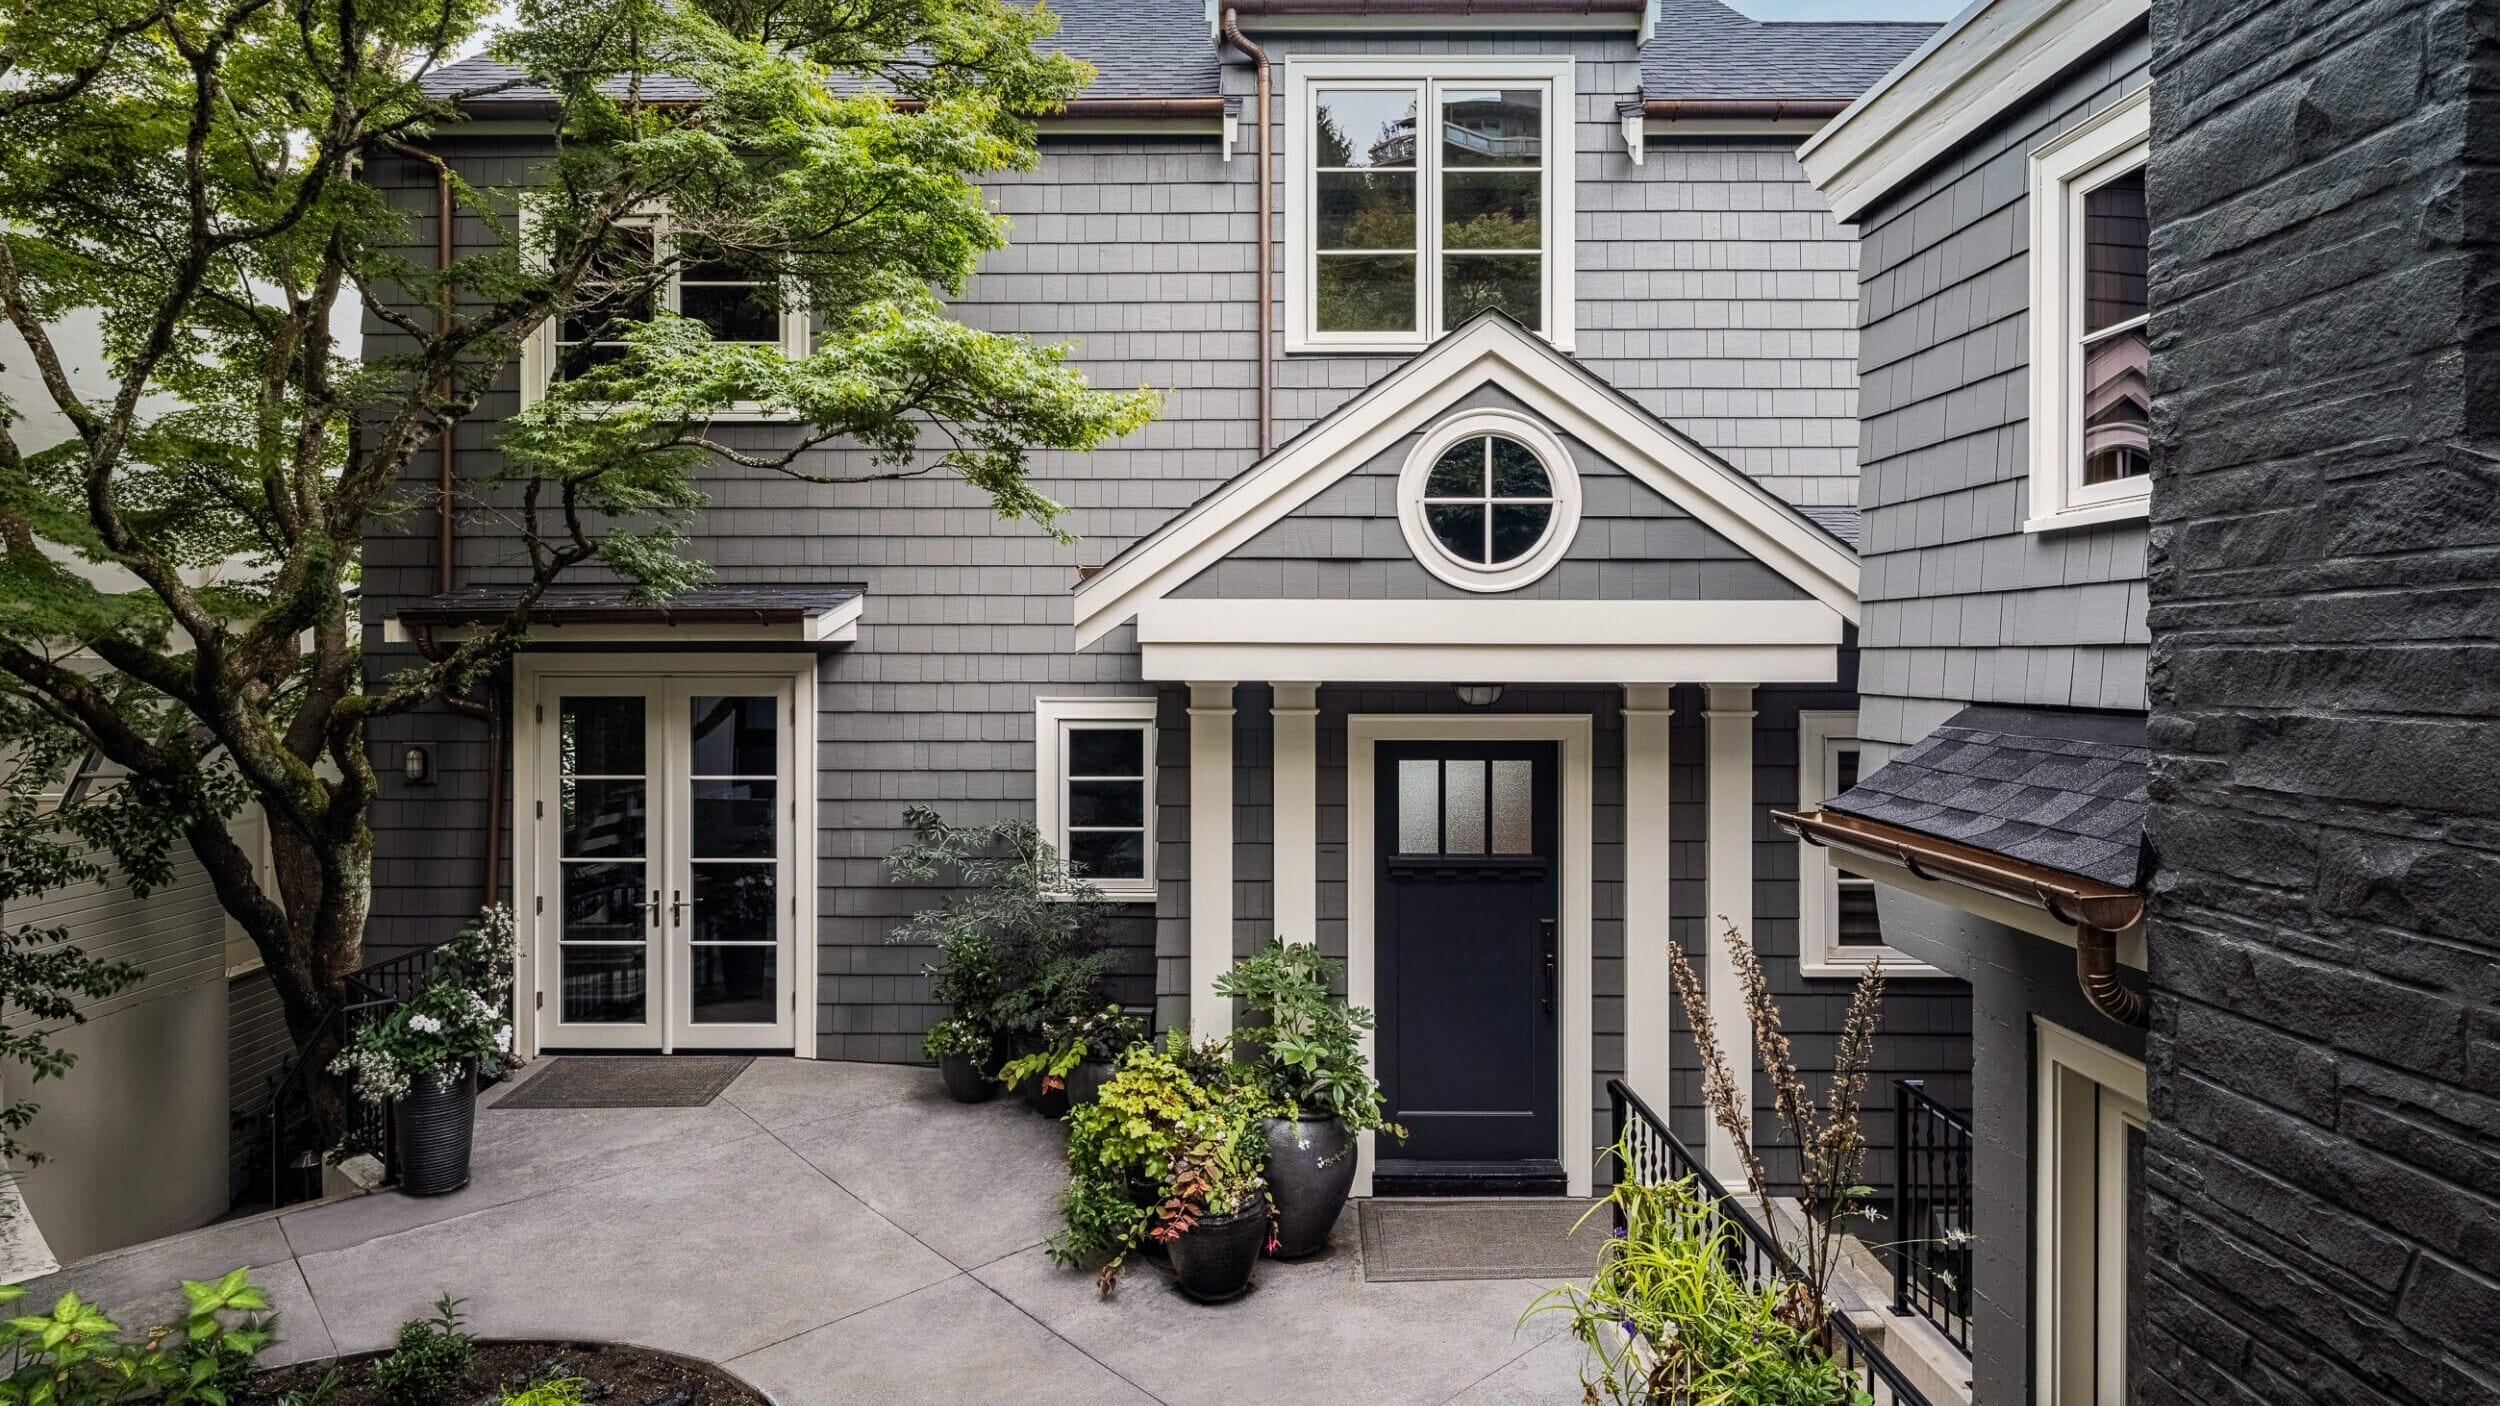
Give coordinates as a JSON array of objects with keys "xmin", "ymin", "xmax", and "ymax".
[
  {"xmin": 1215, "ymin": 938, "xmax": 1406, "ymax": 1259},
  {"xmin": 332, "ymin": 906, "xmax": 523, "ymax": 1197},
  {"xmin": 1050, "ymin": 1030, "xmax": 1235, "ymax": 1293},
  {"xmin": 1005, "ymin": 1003, "xmax": 1144, "ymax": 1112},
  {"xmin": 923, "ymin": 1018, "xmax": 996, "ymax": 1103},
  {"xmin": 1153, "ymin": 1101, "xmax": 1274, "ymax": 1303}
]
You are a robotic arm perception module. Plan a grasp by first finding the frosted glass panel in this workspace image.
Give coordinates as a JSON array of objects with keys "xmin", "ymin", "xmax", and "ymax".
[
  {"xmin": 1491, "ymin": 759, "xmax": 1533, "ymax": 854},
  {"xmin": 1443, "ymin": 761, "xmax": 1487, "ymax": 854},
  {"xmin": 1398, "ymin": 759, "xmax": 1439, "ymax": 854}
]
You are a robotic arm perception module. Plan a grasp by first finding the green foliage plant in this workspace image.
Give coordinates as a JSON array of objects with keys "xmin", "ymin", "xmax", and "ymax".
[
  {"xmin": 1524, "ymin": 1148, "xmax": 1872, "ymax": 1406},
  {"xmin": 1215, "ymin": 939, "xmax": 1405, "ymax": 1142},
  {"xmin": 920, "ymin": 1016, "xmax": 990, "ymax": 1063},
  {"xmin": 331, "ymin": 908, "xmax": 522, "ymax": 1105},
  {"xmin": 1051, "ymin": 1030, "xmax": 1248, "ymax": 1293},
  {"xmin": 1149, "ymin": 1098, "xmax": 1272, "ymax": 1247},
  {"xmin": 1000, "ymin": 1002, "xmax": 1141, "ymax": 1092},
  {"xmin": 886, "ymin": 809, "xmax": 1115, "ymax": 1047},
  {"xmin": 372, "ymin": 1296, "xmax": 475, "ymax": 1406},
  {"xmin": 0, "ymin": 1268, "xmax": 274, "ymax": 1406},
  {"xmin": 500, "ymin": 1378, "xmax": 588, "ymax": 1406}
]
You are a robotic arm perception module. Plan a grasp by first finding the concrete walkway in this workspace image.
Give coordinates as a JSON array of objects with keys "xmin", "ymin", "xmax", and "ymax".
[{"xmin": 31, "ymin": 1060, "xmax": 1590, "ymax": 1406}]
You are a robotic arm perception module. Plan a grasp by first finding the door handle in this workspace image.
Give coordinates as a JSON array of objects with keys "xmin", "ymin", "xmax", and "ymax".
[
  {"xmin": 1540, "ymin": 918, "xmax": 1557, "ymax": 1015},
  {"xmin": 670, "ymin": 889, "xmax": 686, "ymax": 928},
  {"xmin": 648, "ymin": 889, "xmax": 660, "ymax": 929}
]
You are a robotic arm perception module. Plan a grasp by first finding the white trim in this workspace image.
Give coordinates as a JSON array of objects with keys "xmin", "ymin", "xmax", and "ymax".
[
  {"xmin": 1283, "ymin": 56, "xmax": 1577, "ymax": 355},
  {"xmin": 1395, "ymin": 408, "xmax": 1583, "ymax": 592},
  {"xmin": 1796, "ymin": 711, "xmax": 1948, "ymax": 979},
  {"xmin": 1834, "ymin": 848, "xmax": 2149, "ymax": 968},
  {"xmin": 1798, "ymin": 0, "xmax": 2150, "ymax": 224},
  {"xmin": 1702, "ymin": 684, "xmax": 1756, "ymax": 1186},
  {"xmin": 511, "ymin": 652, "xmax": 819, "ymax": 1061},
  {"xmin": 1188, "ymin": 682, "xmax": 1237, "ymax": 1037},
  {"xmin": 1072, "ymin": 316, "xmax": 1862, "ymax": 646},
  {"xmin": 2034, "ymin": 1017, "xmax": 2147, "ymax": 1406},
  {"xmin": 384, "ymin": 595, "xmax": 861, "ymax": 649},
  {"xmin": 1034, "ymin": 696, "xmax": 1160, "ymax": 903},
  {"xmin": 1271, "ymin": 684, "xmax": 1321, "ymax": 945},
  {"xmin": 1621, "ymin": 684, "xmax": 1674, "ymax": 1098},
  {"xmin": 1347, "ymin": 713, "xmax": 1594, "ymax": 1198},
  {"xmin": 2027, "ymin": 88, "xmax": 2153, "ymax": 529}
]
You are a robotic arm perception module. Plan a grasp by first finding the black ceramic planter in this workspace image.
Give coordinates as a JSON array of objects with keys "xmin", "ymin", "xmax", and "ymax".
[
  {"xmin": 1020, "ymin": 1070, "xmax": 1071, "ymax": 1119},
  {"xmin": 1168, "ymin": 1198, "xmax": 1270, "ymax": 1303},
  {"xmin": 938, "ymin": 1053, "xmax": 997, "ymax": 1103},
  {"xmin": 1261, "ymin": 1115, "xmax": 1355, "ymax": 1259},
  {"xmin": 397, "ymin": 1064, "xmax": 476, "ymax": 1197},
  {"xmin": 1066, "ymin": 1059, "xmax": 1116, "ymax": 1108}
]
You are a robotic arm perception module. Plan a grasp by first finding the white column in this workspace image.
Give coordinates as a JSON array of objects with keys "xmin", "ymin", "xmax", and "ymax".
[
  {"xmin": 1621, "ymin": 685, "xmax": 1675, "ymax": 1099},
  {"xmin": 1703, "ymin": 682, "xmax": 1757, "ymax": 1186},
  {"xmin": 1189, "ymin": 681, "xmax": 1237, "ymax": 1037},
  {"xmin": 1271, "ymin": 683, "xmax": 1319, "ymax": 947}
]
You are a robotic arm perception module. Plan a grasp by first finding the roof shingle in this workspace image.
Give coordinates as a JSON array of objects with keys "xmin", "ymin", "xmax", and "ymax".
[{"xmin": 1641, "ymin": 0, "xmax": 1937, "ymax": 102}]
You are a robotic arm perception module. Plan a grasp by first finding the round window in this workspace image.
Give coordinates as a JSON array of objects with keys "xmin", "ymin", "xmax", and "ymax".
[{"xmin": 1420, "ymin": 434, "xmax": 1556, "ymax": 567}]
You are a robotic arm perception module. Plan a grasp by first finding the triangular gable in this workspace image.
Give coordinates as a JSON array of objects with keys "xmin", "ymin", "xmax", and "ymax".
[{"xmin": 1072, "ymin": 312, "xmax": 1860, "ymax": 648}]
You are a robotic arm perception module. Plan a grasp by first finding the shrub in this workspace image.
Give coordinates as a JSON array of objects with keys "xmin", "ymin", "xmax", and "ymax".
[
  {"xmin": 1216, "ymin": 939, "xmax": 1404, "ymax": 1141},
  {"xmin": 920, "ymin": 1017, "xmax": 990, "ymax": 1062},
  {"xmin": 885, "ymin": 809, "xmax": 1115, "ymax": 1048},
  {"xmin": 372, "ymin": 1296, "xmax": 475, "ymax": 1406},
  {"xmin": 0, "ymin": 1267, "xmax": 275, "ymax": 1406}
]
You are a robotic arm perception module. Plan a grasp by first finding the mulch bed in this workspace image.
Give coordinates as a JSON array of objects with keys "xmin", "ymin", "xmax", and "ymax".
[{"xmin": 246, "ymin": 1341, "xmax": 769, "ymax": 1406}]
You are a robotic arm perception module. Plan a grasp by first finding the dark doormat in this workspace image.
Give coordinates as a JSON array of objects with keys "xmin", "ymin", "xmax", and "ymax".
[
  {"xmin": 1359, "ymin": 1197, "xmax": 1606, "ymax": 1283},
  {"xmin": 492, "ymin": 1055, "xmax": 753, "ymax": 1110}
]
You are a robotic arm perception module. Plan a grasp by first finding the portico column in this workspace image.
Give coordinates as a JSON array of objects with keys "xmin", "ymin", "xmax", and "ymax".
[
  {"xmin": 1703, "ymin": 683, "xmax": 1757, "ymax": 1186},
  {"xmin": 1271, "ymin": 683, "xmax": 1320, "ymax": 947},
  {"xmin": 1189, "ymin": 681, "xmax": 1237, "ymax": 1037},
  {"xmin": 1621, "ymin": 685, "xmax": 1675, "ymax": 1099}
]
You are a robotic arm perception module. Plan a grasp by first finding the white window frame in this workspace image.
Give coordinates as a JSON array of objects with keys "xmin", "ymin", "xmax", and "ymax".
[
  {"xmin": 2026, "ymin": 87, "xmax": 2152, "ymax": 533},
  {"xmin": 2034, "ymin": 1017, "xmax": 2148, "ymax": 1406},
  {"xmin": 518, "ymin": 206, "xmax": 810, "ymax": 417},
  {"xmin": 1035, "ymin": 696, "xmax": 1159, "ymax": 902},
  {"xmin": 1284, "ymin": 56, "xmax": 1577, "ymax": 355},
  {"xmin": 1797, "ymin": 712, "xmax": 1945, "ymax": 978},
  {"xmin": 1394, "ymin": 407, "xmax": 1582, "ymax": 592}
]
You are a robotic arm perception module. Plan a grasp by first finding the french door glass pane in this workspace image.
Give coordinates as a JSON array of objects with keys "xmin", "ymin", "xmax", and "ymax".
[
  {"xmin": 559, "ymin": 695, "xmax": 647, "ymax": 1024},
  {"xmin": 560, "ymin": 779, "xmax": 645, "ymax": 857},
  {"xmin": 562, "ymin": 696, "xmax": 646, "ymax": 776},
  {"xmin": 691, "ymin": 946, "xmax": 777, "ymax": 1024},
  {"xmin": 691, "ymin": 779, "xmax": 776, "ymax": 858},
  {"xmin": 688, "ymin": 695, "xmax": 778, "ymax": 1026},
  {"xmin": 691, "ymin": 865, "xmax": 776, "ymax": 943},
  {"xmin": 562, "ymin": 945, "xmax": 647, "ymax": 1024},
  {"xmin": 691, "ymin": 695, "xmax": 778, "ymax": 774}
]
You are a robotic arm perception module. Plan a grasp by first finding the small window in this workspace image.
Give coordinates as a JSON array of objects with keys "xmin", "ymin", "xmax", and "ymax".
[
  {"xmin": 1394, "ymin": 757, "xmax": 1535, "ymax": 858},
  {"xmin": 2027, "ymin": 89, "xmax": 2153, "ymax": 531},
  {"xmin": 1036, "ymin": 698, "xmax": 1158, "ymax": 901},
  {"xmin": 1396, "ymin": 410, "xmax": 1582, "ymax": 592},
  {"xmin": 1798, "ymin": 712, "xmax": 1942, "ymax": 977},
  {"xmin": 526, "ymin": 211, "xmax": 808, "ymax": 411},
  {"xmin": 1288, "ymin": 59, "xmax": 1575, "ymax": 353}
]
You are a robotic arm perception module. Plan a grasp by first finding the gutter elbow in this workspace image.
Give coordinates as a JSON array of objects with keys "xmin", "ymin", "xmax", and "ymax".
[{"xmin": 2075, "ymin": 924, "xmax": 2148, "ymax": 1028}]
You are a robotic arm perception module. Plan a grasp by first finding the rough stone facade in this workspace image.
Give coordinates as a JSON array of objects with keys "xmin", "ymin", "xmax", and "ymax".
[{"xmin": 2139, "ymin": 0, "xmax": 2500, "ymax": 1400}]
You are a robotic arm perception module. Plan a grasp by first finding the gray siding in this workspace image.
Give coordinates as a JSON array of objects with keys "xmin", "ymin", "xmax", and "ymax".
[
  {"xmin": 1848, "ymin": 32, "xmax": 2156, "ymax": 752},
  {"xmin": 226, "ymin": 971, "xmax": 291, "ymax": 1201}
]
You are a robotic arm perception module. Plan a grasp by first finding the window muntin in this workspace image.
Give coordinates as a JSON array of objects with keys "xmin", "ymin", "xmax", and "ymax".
[
  {"xmin": 1035, "ymin": 698, "xmax": 1158, "ymax": 901},
  {"xmin": 1421, "ymin": 434, "xmax": 1557, "ymax": 568},
  {"xmin": 2077, "ymin": 169, "xmax": 2148, "ymax": 488}
]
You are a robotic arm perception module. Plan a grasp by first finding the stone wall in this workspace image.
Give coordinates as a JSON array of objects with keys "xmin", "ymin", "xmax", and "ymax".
[{"xmin": 2139, "ymin": 0, "xmax": 2500, "ymax": 1400}]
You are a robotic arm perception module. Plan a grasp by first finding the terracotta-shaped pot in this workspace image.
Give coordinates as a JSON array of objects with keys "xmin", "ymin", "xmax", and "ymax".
[
  {"xmin": 938, "ymin": 1053, "xmax": 997, "ymax": 1103},
  {"xmin": 1261, "ymin": 1115, "xmax": 1355, "ymax": 1259},
  {"xmin": 396, "ymin": 1064, "xmax": 476, "ymax": 1197},
  {"xmin": 1168, "ymin": 1197, "xmax": 1271, "ymax": 1303},
  {"xmin": 1066, "ymin": 1059, "xmax": 1117, "ymax": 1107}
]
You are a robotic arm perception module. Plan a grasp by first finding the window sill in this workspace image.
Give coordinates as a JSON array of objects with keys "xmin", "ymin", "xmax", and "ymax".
[
  {"xmin": 1046, "ymin": 887, "xmax": 1158, "ymax": 905},
  {"xmin": 1285, "ymin": 330, "xmax": 1577, "ymax": 357},
  {"xmin": 2023, "ymin": 493, "xmax": 2150, "ymax": 534},
  {"xmin": 1798, "ymin": 954, "xmax": 1953, "ymax": 980}
]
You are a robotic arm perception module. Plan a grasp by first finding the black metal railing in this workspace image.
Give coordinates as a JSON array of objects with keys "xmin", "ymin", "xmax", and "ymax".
[
  {"xmin": 256, "ymin": 945, "xmax": 452, "ymax": 1210},
  {"xmin": 1606, "ymin": 1078, "xmax": 1940, "ymax": 1406},
  {"xmin": 1891, "ymin": 1078, "xmax": 1973, "ymax": 1353}
]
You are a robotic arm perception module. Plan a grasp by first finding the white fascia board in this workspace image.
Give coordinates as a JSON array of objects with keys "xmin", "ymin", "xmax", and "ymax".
[
  {"xmin": 1137, "ymin": 598, "xmax": 1842, "ymax": 647},
  {"xmin": 1798, "ymin": 0, "xmax": 2149, "ymax": 223},
  {"xmin": 1071, "ymin": 317, "xmax": 1861, "ymax": 645},
  {"xmin": 1139, "ymin": 639, "xmax": 1841, "ymax": 685}
]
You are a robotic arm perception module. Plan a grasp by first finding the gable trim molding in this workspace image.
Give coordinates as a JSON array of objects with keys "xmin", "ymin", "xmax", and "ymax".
[
  {"xmin": 1071, "ymin": 316, "xmax": 1861, "ymax": 648},
  {"xmin": 1798, "ymin": 0, "xmax": 2150, "ymax": 224}
]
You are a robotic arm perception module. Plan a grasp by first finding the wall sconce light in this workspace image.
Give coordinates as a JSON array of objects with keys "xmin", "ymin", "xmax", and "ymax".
[
  {"xmin": 402, "ymin": 745, "xmax": 434, "ymax": 785},
  {"xmin": 1454, "ymin": 684, "xmax": 1504, "ymax": 708}
]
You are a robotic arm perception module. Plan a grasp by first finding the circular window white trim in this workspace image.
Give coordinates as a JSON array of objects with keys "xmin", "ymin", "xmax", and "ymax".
[{"xmin": 1396, "ymin": 409, "xmax": 1582, "ymax": 593}]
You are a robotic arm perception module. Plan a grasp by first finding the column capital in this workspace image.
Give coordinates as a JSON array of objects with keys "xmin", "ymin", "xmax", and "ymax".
[
  {"xmin": 1187, "ymin": 680, "xmax": 1237, "ymax": 715},
  {"xmin": 1622, "ymin": 683, "xmax": 1676, "ymax": 716},
  {"xmin": 1703, "ymin": 681, "xmax": 1757, "ymax": 718},
  {"xmin": 1271, "ymin": 681, "xmax": 1320, "ymax": 714}
]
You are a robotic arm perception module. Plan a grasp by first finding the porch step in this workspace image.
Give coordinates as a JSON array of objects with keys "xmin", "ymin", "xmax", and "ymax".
[{"xmin": 1371, "ymin": 1158, "xmax": 1567, "ymax": 1197}]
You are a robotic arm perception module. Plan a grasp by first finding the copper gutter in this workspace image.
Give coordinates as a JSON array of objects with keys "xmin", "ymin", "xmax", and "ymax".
[
  {"xmin": 1220, "ymin": 9, "xmax": 1273, "ymax": 456},
  {"xmin": 1227, "ymin": 0, "xmax": 1640, "ymax": 12},
  {"xmin": 1775, "ymin": 807, "xmax": 2150, "ymax": 1027},
  {"xmin": 886, "ymin": 97, "xmax": 1228, "ymax": 119},
  {"xmin": 1643, "ymin": 98, "xmax": 1852, "ymax": 122}
]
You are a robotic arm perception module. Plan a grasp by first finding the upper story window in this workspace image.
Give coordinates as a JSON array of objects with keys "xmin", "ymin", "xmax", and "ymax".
[
  {"xmin": 523, "ymin": 211, "xmax": 809, "ymax": 412},
  {"xmin": 1286, "ymin": 58, "xmax": 1576, "ymax": 355},
  {"xmin": 1797, "ymin": 712, "xmax": 1943, "ymax": 979},
  {"xmin": 1034, "ymin": 697, "xmax": 1158, "ymax": 902},
  {"xmin": 2027, "ymin": 88, "xmax": 2152, "ymax": 531},
  {"xmin": 1395, "ymin": 408, "xmax": 1581, "ymax": 592}
]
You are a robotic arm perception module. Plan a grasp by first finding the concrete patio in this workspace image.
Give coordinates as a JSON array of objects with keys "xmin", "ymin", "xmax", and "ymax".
[{"xmin": 30, "ymin": 1059, "xmax": 1590, "ymax": 1406}]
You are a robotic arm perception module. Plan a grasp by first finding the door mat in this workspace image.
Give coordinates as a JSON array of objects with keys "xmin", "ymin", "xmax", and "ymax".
[
  {"xmin": 1359, "ymin": 1197, "xmax": 1607, "ymax": 1282},
  {"xmin": 492, "ymin": 1056, "xmax": 753, "ymax": 1110}
]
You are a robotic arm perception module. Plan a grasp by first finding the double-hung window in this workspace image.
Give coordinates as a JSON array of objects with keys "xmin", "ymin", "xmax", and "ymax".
[
  {"xmin": 1287, "ymin": 58, "xmax": 1575, "ymax": 353},
  {"xmin": 1035, "ymin": 697, "xmax": 1159, "ymax": 901},
  {"xmin": 523, "ymin": 210, "xmax": 808, "ymax": 410},
  {"xmin": 1798, "ymin": 712, "xmax": 1940, "ymax": 977},
  {"xmin": 2027, "ymin": 88, "xmax": 2152, "ymax": 530}
]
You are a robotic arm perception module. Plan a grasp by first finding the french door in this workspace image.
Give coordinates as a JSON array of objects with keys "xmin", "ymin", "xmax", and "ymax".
[{"xmin": 535, "ymin": 675, "xmax": 797, "ymax": 1052}]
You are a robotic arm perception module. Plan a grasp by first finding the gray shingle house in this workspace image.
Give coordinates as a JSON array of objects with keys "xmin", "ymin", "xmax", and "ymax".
[{"xmin": 365, "ymin": 0, "xmax": 1965, "ymax": 1202}]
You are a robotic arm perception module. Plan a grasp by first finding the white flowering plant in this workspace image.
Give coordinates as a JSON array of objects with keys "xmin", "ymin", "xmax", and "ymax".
[{"xmin": 331, "ymin": 906, "xmax": 523, "ymax": 1104}]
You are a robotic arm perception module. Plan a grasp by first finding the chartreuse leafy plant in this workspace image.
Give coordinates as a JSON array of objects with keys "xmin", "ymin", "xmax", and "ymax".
[
  {"xmin": 0, "ymin": 0, "xmax": 1160, "ymax": 1133},
  {"xmin": 1051, "ymin": 1030, "xmax": 1254, "ymax": 1293},
  {"xmin": 0, "ymin": 1268, "xmax": 275, "ymax": 1406}
]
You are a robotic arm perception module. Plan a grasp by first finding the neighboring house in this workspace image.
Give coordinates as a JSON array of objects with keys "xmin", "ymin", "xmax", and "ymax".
[
  {"xmin": 365, "ymin": 0, "xmax": 1965, "ymax": 1205},
  {"xmin": 1793, "ymin": 0, "xmax": 2500, "ymax": 1402}
]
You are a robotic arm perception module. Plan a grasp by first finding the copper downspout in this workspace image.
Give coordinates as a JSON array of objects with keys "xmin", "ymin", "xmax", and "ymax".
[
  {"xmin": 2073, "ymin": 924, "xmax": 2148, "ymax": 1027},
  {"xmin": 1221, "ymin": 9, "xmax": 1273, "ymax": 457}
]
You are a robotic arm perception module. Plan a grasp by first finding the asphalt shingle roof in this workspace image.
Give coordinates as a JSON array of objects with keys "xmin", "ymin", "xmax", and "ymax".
[
  {"xmin": 1641, "ymin": 0, "xmax": 1937, "ymax": 102},
  {"xmin": 1825, "ymin": 705, "xmax": 2151, "ymax": 890}
]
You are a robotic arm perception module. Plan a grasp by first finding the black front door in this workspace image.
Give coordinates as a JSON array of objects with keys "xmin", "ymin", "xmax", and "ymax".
[{"xmin": 1375, "ymin": 741, "xmax": 1560, "ymax": 1165}]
